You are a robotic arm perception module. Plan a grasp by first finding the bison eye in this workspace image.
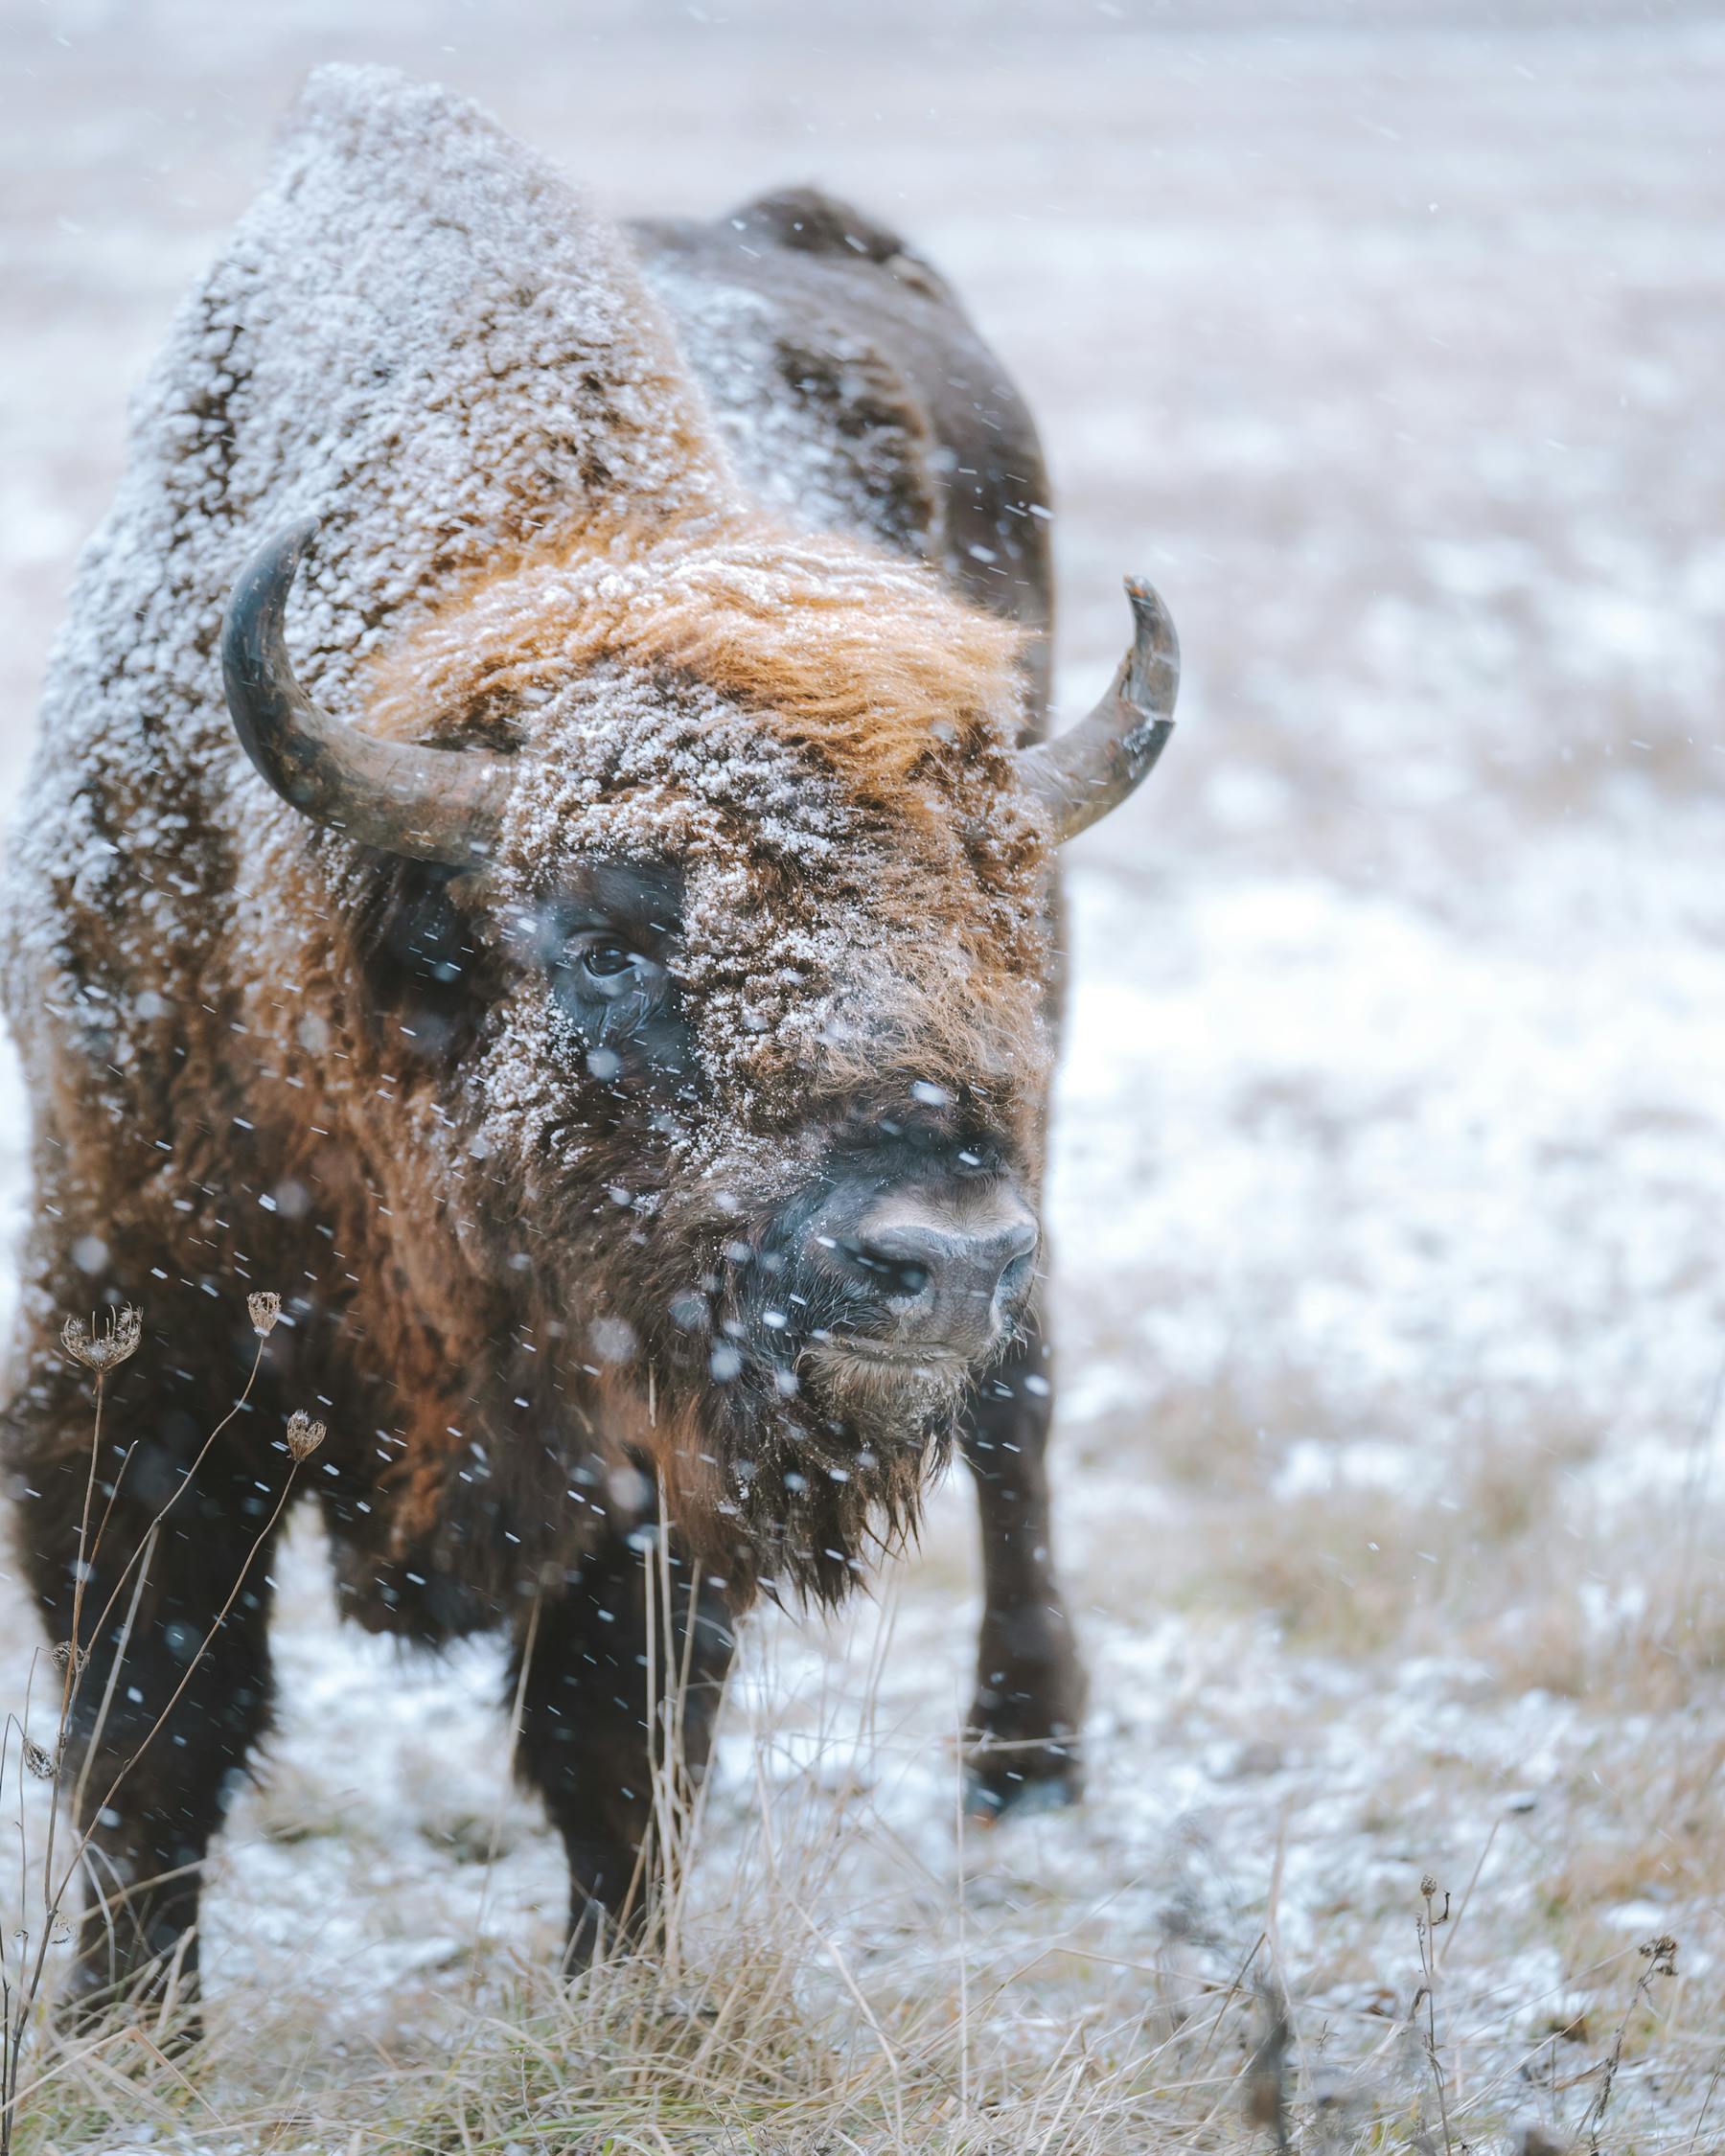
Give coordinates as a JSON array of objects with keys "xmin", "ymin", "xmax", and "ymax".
[
  {"xmin": 581, "ymin": 943, "xmax": 636, "ymax": 981},
  {"xmin": 564, "ymin": 930, "xmax": 665, "ymax": 1006}
]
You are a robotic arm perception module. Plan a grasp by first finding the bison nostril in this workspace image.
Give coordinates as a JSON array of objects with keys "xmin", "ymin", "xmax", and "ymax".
[
  {"xmin": 845, "ymin": 1239, "xmax": 932, "ymax": 1301},
  {"xmin": 996, "ymin": 1250, "xmax": 1035, "ymax": 1309},
  {"xmin": 884, "ymin": 1258, "xmax": 930, "ymax": 1299}
]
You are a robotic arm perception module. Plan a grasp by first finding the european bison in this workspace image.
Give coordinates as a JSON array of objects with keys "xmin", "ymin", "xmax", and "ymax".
[{"xmin": 1, "ymin": 66, "xmax": 1176, "ymax": 2011}]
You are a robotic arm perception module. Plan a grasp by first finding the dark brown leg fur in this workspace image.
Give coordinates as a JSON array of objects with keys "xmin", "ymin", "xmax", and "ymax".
[
  {"xmin": 959, "ymin": 1308, "xmax": 1086, "ymax": 1818},
  {"xmin": 6, "ymin": 1344, "xmax": 287, "ymax": 2024},
  {"xmin": 510, "ymin": 1520, "xmax": 736, "ymax": 1967}
]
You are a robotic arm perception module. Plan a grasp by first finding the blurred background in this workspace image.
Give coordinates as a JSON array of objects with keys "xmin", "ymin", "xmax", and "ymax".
[{"xmin": 4, "ymin": 1, "xmax": 1724, "ymax": 2144}]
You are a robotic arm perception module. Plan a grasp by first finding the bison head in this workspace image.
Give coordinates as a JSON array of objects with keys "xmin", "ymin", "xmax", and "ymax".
[{"xmin": 222, "ymin": 513, "xmax": 1175, "ymax": 1601}]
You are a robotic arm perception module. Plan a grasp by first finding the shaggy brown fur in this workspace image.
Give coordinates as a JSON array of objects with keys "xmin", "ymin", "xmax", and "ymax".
[{"xmin": 1, "ymin": 67, "xmax": 1087, "ymax": 2009}]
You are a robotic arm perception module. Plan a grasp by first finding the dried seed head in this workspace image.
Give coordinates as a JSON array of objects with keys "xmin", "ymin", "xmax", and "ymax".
[
  {"xmin": 286, "ymin": 1410, "xmax": 327, "ymax": 1463},
  {"xmin": 23, "ymin": 1738, "xmax": 58, "ymax": 1782},
  {"xmin": 1419, "ymin": 1874, "xmax": 1439, "ymax": 1902},
  {"xmin": 1643, "ymin": 1935, "xmax": 1678, "ymax": 1976},
  {"xmin": 60, "ymin": 1305, "xmax": 142, "ymax": 1373},
  {"xmin": 49, "ymin": 1640, "xmax": 88, "ymax": 1676},
  {"xmin": 247, "ymin": 1291, "xmax": 282, "ymax": 1338}
]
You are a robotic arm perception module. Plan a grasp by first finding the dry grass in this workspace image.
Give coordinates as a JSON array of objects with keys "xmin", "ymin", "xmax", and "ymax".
[
  {"xmin": 4, "ymin": 1521, "xmax": 1280, "ymax": 2153},
  {"xmin": 8, "ymin": 1467, "xmax": 1725, "ymax": 2153}
]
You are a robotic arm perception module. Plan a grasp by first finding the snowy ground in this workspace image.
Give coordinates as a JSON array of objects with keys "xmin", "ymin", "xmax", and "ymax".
[{"xmin": 4, "ymin": 3, "xmax": 1725, "ymax": 2149}]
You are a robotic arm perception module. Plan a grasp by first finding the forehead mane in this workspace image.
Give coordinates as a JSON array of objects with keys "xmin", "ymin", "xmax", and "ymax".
[{"xmin": 364, "ymin": 512, "xmax": 1030, "ymax": 809}]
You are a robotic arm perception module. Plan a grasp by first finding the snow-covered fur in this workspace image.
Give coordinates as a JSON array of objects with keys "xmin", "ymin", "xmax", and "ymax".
[{"xmin": 1, "ymin": 65, "xmax": 1055, "ymax": 1613}]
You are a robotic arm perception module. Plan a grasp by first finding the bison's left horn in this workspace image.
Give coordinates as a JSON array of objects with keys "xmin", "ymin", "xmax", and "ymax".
[
  {"xmin": 221, "ymin": 519, "xmax": 509, "ymax": 867},
  {"xmin": 1018, "ymin": 577, "xmax": 1179, "ymax": 842}
]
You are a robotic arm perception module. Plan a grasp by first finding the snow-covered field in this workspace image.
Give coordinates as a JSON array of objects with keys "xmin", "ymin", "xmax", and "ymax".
[{"xmin": 4, "ymin": 4, "xmax": 1724, "ymax": 2148}]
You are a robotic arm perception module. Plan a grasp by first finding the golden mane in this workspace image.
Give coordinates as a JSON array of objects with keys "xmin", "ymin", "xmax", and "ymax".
[{"xmin": 364, "ymin": 511, "xmax": 1029, "ymax": 799}]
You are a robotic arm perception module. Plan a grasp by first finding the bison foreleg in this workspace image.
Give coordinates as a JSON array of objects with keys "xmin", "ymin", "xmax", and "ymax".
[
  {"xmin": 511, "ymin": 1521, "xmax": 735, "ymax": 1968},
  {"xmin": 10, "ymin": 1376, "xmax": 283, "ymax": 2030},
  {"xmin": 958, "ymin": 1309, "xmax": 1087, "ymax": 1820}
]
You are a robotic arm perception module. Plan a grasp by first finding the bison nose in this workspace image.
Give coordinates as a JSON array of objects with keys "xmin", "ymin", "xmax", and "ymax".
[{"xmin": 845, "ymin": 1204, "xmax": 1039, "ymax": 1356}]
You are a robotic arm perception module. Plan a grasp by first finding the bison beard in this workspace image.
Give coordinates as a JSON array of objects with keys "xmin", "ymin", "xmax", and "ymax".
[
  {"xmin": 1, "ymin": 63, "xmax": 1177, "ymax": 2015},
  {"xmin": 653, "ymin": 1147, "xmax": 986, "ymax": 1610}
]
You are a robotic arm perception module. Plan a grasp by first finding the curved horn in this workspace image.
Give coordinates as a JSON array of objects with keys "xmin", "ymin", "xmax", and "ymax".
[
  {"xmin": 1019, "ymin": 577, "xmax": 1179, "ymax": 842},
  {"xmin": 220, "ymin": 519, "xmax": 509, "ymax": 867}
]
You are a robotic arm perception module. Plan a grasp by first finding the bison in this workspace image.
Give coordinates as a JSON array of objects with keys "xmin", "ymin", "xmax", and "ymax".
[{"xmin": 1, "ymin": 65, "xmax": 1177, "ymax": 2015}]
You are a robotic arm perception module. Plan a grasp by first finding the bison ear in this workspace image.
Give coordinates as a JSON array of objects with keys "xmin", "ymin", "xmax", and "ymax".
[
  {"xmin": 1017, "ymin": 578, "xmax": 1178, "ymax": 841},
  {"xmin": 221, "ymin": 521, "xmax": 511, "ymax": 866},
  {"xmin": 348, "ymin": 856, "xmax": 498, "ymax": 1069}
]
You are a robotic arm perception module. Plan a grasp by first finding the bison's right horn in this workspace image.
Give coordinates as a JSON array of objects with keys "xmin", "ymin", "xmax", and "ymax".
[
  {"xmin": 220, "ymin": 520, "xmax": 509, "ymax": 867},
  {"xmin": 1018, "ymin": 577, "xmax": 1179, "ymax": 842}
]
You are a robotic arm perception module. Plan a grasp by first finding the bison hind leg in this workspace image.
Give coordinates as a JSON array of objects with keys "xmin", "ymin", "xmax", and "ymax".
[{"xmin": 958, "ymin": 1311, "xmax": 1088, "ymax": 1823}]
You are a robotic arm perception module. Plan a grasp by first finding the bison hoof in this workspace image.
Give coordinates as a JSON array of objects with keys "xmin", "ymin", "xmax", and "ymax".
[{"xmin": 963, "ymin": 1738, "xmax": 1084, "ymax": 1825}]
